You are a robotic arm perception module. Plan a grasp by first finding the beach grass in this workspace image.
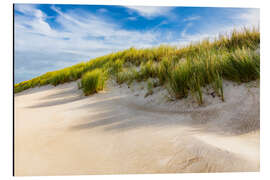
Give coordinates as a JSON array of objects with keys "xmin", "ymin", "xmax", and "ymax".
[
  {"xmin": 78, "ymin": 69, "xmax": 106, "ymax": 96},
  {"xmin": 14, "ymin": 27, "xmax": 260, "ymax": 103}
]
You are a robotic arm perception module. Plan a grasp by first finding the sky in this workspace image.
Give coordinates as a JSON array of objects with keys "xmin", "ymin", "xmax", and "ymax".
[{"xmin": 14, "ymin": 4, "xmax": 259, "ymax": 84}]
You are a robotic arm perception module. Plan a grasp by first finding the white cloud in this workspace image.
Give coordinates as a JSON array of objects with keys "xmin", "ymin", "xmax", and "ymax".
[
  {"xmin": 124, "ymin": 6, "xmax": 173, "ymax": 19},
  {"xmin": 15, "ymin": 4, "xmax": 43, "ymax": 18},
  {"xmin": 15, "ymin": 5, "xmax": 162, "ymax": 55},
  {"xmin": 233, "ymin": 8, "xmax": 260, "ymax": 27}
]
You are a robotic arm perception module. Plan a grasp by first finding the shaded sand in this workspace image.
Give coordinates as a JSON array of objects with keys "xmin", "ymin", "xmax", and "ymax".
[{"xmin": 14, "ymin": 80, "xmax": 260, "ymax": 176}]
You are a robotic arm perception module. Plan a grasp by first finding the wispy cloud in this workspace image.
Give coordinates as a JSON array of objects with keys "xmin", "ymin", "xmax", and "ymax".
[
  {"xmin": 14, "ymin": 4, "xmax": 169, "ymax": 83},
  {"xmin": 124, "ymin": 6, "xmax": 173, "ymax": 19},
  {"xmin": 180, "ymin": 22, "xmax": 193, "ymax": 37}
]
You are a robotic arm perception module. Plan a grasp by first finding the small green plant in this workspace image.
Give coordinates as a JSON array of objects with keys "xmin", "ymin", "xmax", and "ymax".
[{"xmin": 79, "ymin": 69, "xmax": 106, "ymax": 95}]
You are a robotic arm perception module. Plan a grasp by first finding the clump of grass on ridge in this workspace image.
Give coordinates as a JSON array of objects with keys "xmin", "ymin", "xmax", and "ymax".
[
  {"xmin": 78, "ymin": 69, "xmax": 106, "ymax": 96},
  {"xmin": 221, "ymin": 47, "xmax": 260, "ymax": 82}
]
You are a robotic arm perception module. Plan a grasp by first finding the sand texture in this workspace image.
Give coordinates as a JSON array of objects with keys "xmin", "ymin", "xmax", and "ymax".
[{"xmin": 14, "ymin": 80, "xmax": 260, "ymax": 176}]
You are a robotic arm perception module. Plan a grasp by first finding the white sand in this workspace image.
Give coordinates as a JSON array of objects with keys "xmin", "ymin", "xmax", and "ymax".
[{"xmin": 14, "ymin": 80, "xmax": 260, "ymax": 176}]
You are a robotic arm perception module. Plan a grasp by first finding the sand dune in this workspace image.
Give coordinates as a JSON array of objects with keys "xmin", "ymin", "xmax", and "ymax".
[{"xmin": 14, "ymin": 80, "xmax": 260, "ymax": 176}]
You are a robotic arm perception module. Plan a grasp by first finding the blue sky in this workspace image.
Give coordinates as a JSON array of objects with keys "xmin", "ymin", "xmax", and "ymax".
[{"xmin": 14, "ymin": 4, "xmax": 259, "ymax": 83}]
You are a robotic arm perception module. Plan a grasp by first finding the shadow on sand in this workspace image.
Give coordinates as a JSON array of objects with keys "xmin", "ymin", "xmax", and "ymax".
[{"xmin": 23, "ymin": 82, "xmax": 260, "ymax": 136}]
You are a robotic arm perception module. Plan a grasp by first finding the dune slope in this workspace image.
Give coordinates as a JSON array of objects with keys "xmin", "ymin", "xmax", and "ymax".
[{"xmin": 14, "ymin": 80, "xmax": 259, "ymax": 176}]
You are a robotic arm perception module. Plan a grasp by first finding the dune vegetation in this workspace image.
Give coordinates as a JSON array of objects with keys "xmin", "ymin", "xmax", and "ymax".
[
  {"xmin": 14, "ymin": 27, "xmax": 260, "ymax": 104},
  {"xmin": 78, "ymin": 69, "xmax": 106, "ymax": 95}
]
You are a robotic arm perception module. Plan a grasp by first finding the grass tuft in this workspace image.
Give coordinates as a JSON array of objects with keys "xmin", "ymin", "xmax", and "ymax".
[{"xmin": 79, "ymin": 69, "xmax": 106, "ymax": 96}]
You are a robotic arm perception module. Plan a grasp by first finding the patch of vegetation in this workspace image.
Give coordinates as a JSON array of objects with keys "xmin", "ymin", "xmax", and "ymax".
[
  {"xmin": 15, "ymin": 27, "xmax": 260, "ymax": 104},
  {"xmin": 221, "ymin": 47, "xmax": 260, "ymax": 82},
  {"xmin": 78, "ymin": 69, "xmax": 106, "ymax": 96}
]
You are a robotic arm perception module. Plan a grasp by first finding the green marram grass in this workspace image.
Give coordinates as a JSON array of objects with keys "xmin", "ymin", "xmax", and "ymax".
[
  {"xmin": 78, "ymin": 69, "xmax": 106, "ymax": 95},
  {"xmin": 15, "ymin": 27, "xmax": 260, "ymax": 104}
]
